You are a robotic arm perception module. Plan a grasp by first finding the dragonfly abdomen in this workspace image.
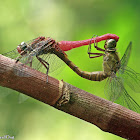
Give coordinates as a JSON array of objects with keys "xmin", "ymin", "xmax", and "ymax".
[
  {"xmin": 90, "ymin": 71, "xmax": 108, "ymax": 81},
  {"xmin": 56, "ymin": 51, "xmax": 108, "ymax": 81},
  {"xmin": 68, "ymin": 61, "xmax": 108, "ymax": 81}
]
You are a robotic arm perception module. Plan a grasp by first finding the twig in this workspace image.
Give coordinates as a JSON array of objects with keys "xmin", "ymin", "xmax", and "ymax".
[{"xmin": 0, "ymin": 55, "xmax": 140, "ymax": 140}]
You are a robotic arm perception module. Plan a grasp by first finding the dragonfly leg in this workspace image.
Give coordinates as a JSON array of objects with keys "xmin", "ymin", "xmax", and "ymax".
[
  {"xmin": 88, "ymin": 34, "xmax": 96, "ymax": 53},
  {"xmin": 36, "ymin": 56, "xmax": 49, "ymax": 83},
  {"xmin": 16, "ymin": 56, "xmax": 22, "ymax": 63},
  {"xmin": 94, "ymin": 35, "xmax": 105, "ymax": 52},
  {"xmin": 21, "ymin": 56, "xmax": 33, "ymax": 67},
  {"xmin": 88, "ymin": 52, "xmax": 104, "ymax": 58},
  {"xmin": 94, "ymin": 45, "xmax": 105, "ymax": 52},
  {"xmin": 29, "ymin": 57, "xmax": 33, "ymax": 67},
  {"xmin": 88, "ymin": 35, "xmax": 105, "ymax": 56}
]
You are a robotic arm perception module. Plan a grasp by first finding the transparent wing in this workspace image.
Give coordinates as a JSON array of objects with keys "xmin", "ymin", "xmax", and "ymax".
[
  {"xmin": 118, "ymin": 66, "xmax": 140, "ymax": 93},
  {"xmin": 3, "ymin": 49, "xmax": 65, "ymax": 76},
  {"xmin": 120, "ymin": 42, "xmax": 132, "ymax": 69},
  {"xmin": 31, "ymin": 53, "xmax": 65, "ymax": 74},
  {"xmin": 2, "ymin": 49, "xmax": 20, "ymax": 59},
  {"xmin": 3, "ymin": 49, "xmax": 32, "ymax": 77},
  {"xmin": 24, "ymin": 37, "xmax": 40, "ymax": 46},
  {"xmin": 104, "ymin": 75, "xmax": 140, "ymax": 113},
  {"xmin": 2, "ymin": 48, "xmax": 32, "ymax": 64},
  {"xmin": 104, "ymin": 76, "xmax": 123, "ymax": 102},
  {"xmin": 119, "ymin": 42, "xmax": 140, "ymax": 93},
  {"xmin": 116, "ymin": 88, "xmax": 140, "ymax": 113}
]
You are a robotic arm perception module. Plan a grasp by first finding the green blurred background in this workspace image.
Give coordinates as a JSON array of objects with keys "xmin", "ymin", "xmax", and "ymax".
[{"xmin": 0, "ymin": 0, "xmax": 140, "ymax": 140}]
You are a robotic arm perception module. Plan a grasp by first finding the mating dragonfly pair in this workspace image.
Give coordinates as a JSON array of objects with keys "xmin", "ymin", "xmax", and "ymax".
[{"xmin": 3, "ymin": 34, "xmax": 140, "ymax": 113}]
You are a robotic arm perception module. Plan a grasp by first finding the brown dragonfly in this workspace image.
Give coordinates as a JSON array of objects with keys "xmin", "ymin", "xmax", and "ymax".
[{"xmin": 87, "ymin": 38, "xmax": 140, "ymax": 113}]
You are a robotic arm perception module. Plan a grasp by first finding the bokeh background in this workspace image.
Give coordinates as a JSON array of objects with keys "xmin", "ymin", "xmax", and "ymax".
[{"xmin": 0, "ymin": 0, "xmax": 140, "ymax": 140}]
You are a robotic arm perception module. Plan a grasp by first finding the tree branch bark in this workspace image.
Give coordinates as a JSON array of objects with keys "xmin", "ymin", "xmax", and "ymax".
[{"xmin": 0, "ymin": 55, "xmax": 140, "ymax": 140}]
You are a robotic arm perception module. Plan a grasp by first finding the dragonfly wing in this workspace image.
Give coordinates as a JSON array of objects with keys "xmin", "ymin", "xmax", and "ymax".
[
  {"xmin": 47, "ymin": 54, "xmax": 65, "ymax": 73},
  {"xmin": 3, "ymin": 49, "xmax": 65, "ymax": 76},
  {"xmin": 118, "ymin": 66, "xmax": 140, "ymax": 93},
  {"xmin": 3, "ymin": 49, "xmax": 32, "ymax": 77},
  {"xmin": 116, "ymin": 88, "xmax": 140, "ymax": 113},
  {"xmin": 31, "ymin": 53, "xmax": 65, "ymax": 74},
  {"xmin": 2, "ymin": 49, "xmax": 20, "ymax": 59},
  {"xmin": 3, "ymin": 48, "xmax": 33, "ymax": 65},
  {"xmin": 104, "ymin": 76, "xmax": 123, "ymax": 102},
  {"xmin": 105, "ymin": 75, "xmax": 140, "ymax": 113},
  {"xmin": 120, "ymin": 42, "xmax": 132, "ymax": 69}
]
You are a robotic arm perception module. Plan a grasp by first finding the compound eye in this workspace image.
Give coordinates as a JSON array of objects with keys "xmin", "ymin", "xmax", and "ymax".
[
  {"xmin": 21, "ymin": 42, "xmax": 27, "ymax": 50},
  {"xmin": 107, "ymin": 39, "xmax": 116, "ymax": 48},
  {"xmin": 21, "ymin": 42, "xmax": 25, "ymax": 45},
  {"xmin": 17, "ymin": 41, "xmax": 27, "ymax": 54}
]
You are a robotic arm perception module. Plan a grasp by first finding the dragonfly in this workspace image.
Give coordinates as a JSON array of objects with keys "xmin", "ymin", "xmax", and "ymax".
[{"xmin": 87, "ymin": 38, "xmax": 140, "ymax": 113}]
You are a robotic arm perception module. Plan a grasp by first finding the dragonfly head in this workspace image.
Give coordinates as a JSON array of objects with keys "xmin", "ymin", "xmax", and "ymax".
[
  {"xmin": 104, "ymin": 39, "xmax": 117, "ymax": 51},
  {"xmin": 17, "ymin": 42, "xmax": 28, "ymax": 55}
]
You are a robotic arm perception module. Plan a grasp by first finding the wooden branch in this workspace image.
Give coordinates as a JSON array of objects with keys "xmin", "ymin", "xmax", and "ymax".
[{"xmin": 0, "ymin": 54, "xmax": 140, "ymax": 140}]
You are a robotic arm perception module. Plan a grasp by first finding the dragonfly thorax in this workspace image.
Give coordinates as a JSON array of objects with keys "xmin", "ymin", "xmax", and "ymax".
[{"xmin": 103, "ymin": 51, "xmax": 120, "ymax": 76}]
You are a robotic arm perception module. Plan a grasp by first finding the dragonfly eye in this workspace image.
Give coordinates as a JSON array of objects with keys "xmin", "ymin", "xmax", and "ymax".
[
  {"xmin": 105, "ymin": 39, "xmax": 117, "ymax": 49},
  {"xmin": 21, "ymin": 41, "xmax": 25, "ymax": 45},
  {"xmin": 17, "ymin": 42, "xmax": 28, "ymax": 54},
  {"xmin": 20, "ymin": 42, "xmax": 27, "ymax": 50}
]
